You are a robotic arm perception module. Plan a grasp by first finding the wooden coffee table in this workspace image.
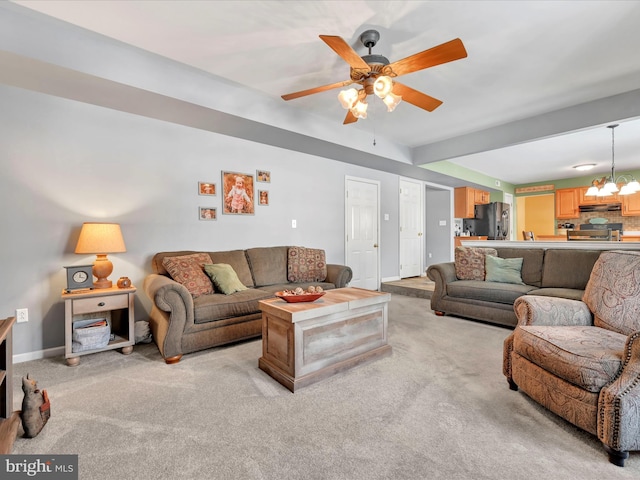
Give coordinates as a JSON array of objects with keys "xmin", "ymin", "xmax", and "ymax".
[{"xmin": 258, "ymin": 287, "xmax": 391, "ymax": 392}]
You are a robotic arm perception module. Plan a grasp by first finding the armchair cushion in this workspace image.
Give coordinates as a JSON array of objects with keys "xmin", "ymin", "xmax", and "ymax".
[
  {"xmin": 583, "ymin": 250, "xmax": 640, "ymax": 335},
  {"xmin": 513, "ymin": 325, "xmax": 626, "ymax": 392}
]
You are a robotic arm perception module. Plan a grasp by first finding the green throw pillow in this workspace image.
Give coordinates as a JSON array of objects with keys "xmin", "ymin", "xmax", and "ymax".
[
  {"xmin": 485, "ymin": 255, "xmax": 525, "ymax": 285},
  {"xmin": 203, "ymin": 264, "xmax": 248, "ymax": 295}
]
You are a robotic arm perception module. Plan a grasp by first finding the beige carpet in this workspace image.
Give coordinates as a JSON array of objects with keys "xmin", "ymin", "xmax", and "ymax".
[{"xmin": 9, "ymin": 294, "xmax": 638, "ymax": 479}]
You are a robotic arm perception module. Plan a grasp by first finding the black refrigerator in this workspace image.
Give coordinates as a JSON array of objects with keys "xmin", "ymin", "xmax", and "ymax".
[{"xmin": 462, "ymin": 202, "xmax": 510, "ymax": 240}]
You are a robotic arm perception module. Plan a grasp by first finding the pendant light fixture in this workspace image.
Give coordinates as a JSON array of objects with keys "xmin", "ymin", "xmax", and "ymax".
[{"xmin": 585, "ymin": 124, "xmax": 640, "ymax": 197}]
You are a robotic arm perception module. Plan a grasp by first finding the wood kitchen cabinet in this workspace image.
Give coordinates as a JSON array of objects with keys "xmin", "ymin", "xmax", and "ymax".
[
  {"xmin": 555, "ymin": 188, "xmax": 579, "ymax": 219},
  {"xmin": 578, "ymin": 186, "xmax": 619, "ymax": 205},
  {"xmin": 622, "ymin": 193, "xmax": 640, "ymax": 216},
  {"xmin": 454, "ymin": 187, "xmax": 490, "ymax": 218}
]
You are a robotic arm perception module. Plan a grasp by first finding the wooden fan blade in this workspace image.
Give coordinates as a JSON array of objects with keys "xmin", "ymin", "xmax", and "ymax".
[
  {"xmin": 343, "ymin": 110, "xmax": 358, "ymax": 125},
  {"xmin": 388, "ymin": 38, "xmax": 467, "ymax": 77},
  {"xmin": 282, "ymin": 79, "xmax": 355, "ymax": 101},
  {"xmin": 393, "ymin": 83, "xmax": 443, "ymax": 112},
  {"xmin": 320, "ymin": 35, "xmax": 371, "ymax": 70}
]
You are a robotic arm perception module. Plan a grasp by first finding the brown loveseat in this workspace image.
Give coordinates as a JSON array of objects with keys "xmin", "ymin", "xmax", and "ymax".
[
  {"xmin": 503, "ymin": 250, "xmax": 640, "ymax": 466},
  {"xmin": 143, "ymin": 246, "xmax": 352, "ymax": 364},
  {"xmin": 426, "ymin": 246, "xmax": 603, "ymax": 327}
]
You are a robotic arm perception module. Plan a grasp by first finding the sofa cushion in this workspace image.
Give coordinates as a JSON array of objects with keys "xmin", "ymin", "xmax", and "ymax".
[
  {"xmin": 208, "ymin": 250, "xmax": 254, "ymax": 287},
  {"xmin": 454, "ymin": 247, "xmax": 498, "ymax": 280},
  {"xmin": 192, "ymin": 289, "xmax": 273, "ymax": 324},
  {"xmin": 287, "ymin": 247, "xmax": 327, "ymax": 283},
  {"xmin": 583, "ymin": 250, "xmax": 640, "ymax": 335},
  {"xmin": 485, "ymin": 255, "xmax": 524, "ymax": 285},
  {"xmin": 162, "ymin": 253, "xmax": 214, "ymax": 298},
  {"xmin": 513, "ymin": 325, "xmax": 626, "ymax": 392},
  {"xmin": 245, "ymin": 246, "xmax": 288, "ymax": 286},
  {"xmin": 526, "ymin": 288, "xmax": 584, "ymax": 301},
  {"xmin": 496, "ymin": 247, "xmax": 544, "ymax": 287},
  {"xmin": 447, "ymin": 280, "xmax": 536, "ymax": 305},
  {"xmin": 203, "ymin": 264, "xmax": 248, "ymax": 295},
  {"xmin": 541, "ymin": 249, "xmax": 601, "ymax": 289}
]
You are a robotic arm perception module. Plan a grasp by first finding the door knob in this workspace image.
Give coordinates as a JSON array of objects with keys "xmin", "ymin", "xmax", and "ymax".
[{"xmin": 373, "ymin": 244, "xmax": 378, "ymax": 248}]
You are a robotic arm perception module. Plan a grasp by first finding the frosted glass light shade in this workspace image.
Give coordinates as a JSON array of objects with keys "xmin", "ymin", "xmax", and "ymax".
[
  {"xmin": 351, "ymin": 99, "xmax": 368, "ymax": 119},
  {"xmin": 382, "ymin": 92, "xmax": 402, "ymax": 112},
  {"xmin": 338, "ymin": 88, "xmax": 359, "ymax": 109},
  {"xmin": 585, "ymin": 185, "xmax": 599, "ymax": 196},
  {"xmin": 373, "ymin": 76, "xmax": 393, "ymax": 98}
]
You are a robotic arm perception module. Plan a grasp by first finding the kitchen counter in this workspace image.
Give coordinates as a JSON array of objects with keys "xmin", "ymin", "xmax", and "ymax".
[{"xmin": 461, "ymin": 240, "xmax": 640, "ymax": 250}]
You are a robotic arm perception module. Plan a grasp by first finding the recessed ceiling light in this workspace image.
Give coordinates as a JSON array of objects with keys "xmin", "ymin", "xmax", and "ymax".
[{"xmin": 573, "ymin": 164, "xmax": 596, "ymax": 171}]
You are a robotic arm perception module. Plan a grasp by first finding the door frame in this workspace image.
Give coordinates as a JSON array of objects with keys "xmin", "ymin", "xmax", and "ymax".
[{"xmin": 344, "ymin": 175, "xmax": 381, "ymax": 289}]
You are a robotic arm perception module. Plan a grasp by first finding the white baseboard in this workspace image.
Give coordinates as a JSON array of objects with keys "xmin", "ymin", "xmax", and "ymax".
[{"xmin": 13, "ymin": 346, "xmax": 64, "ymax": 364}]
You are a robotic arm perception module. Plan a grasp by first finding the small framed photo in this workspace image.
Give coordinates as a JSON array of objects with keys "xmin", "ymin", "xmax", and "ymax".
[
  {"xmin": 222, "ymin": 171, "xmax": 254, "ymax": 215},
  {"xmin": 256, "ymin": 170, "xmax": 271, "ymax": 183},
  {"xmin": 199, "ymin": 207, "xmax": 217, "ymax": 221},
  {"xmin": 198, "ymin": 182, "xmax": 216, "ymax": 196},
  {"xmin": 258, "ymin": 190, "xmax": 269, "ymax": 206}
]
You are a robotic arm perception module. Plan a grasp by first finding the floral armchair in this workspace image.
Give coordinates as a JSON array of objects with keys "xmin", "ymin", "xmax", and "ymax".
[{"xmin": 503, "ymin": 250, "xmax": 640, "ymax": 466}]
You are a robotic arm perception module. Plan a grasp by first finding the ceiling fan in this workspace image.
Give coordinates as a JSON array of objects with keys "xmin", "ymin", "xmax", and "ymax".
[{"xmin": 281, "ymin": 30, "xmax": 468, "ymax": 125}]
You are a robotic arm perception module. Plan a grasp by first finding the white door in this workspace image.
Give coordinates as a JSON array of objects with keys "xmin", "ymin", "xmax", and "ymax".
[
  {"xmin": 345, "ymin": 177, "xmax": 380, "ymax": 290},
  {"xmin": 399, "ymin": 178, "xmax": 423, "ymax": 278}
]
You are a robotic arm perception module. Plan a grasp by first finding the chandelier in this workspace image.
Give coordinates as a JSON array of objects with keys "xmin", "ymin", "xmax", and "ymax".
[{"xmin": 585, "ymin": 124, "xmax": 640, "ymax": 197}]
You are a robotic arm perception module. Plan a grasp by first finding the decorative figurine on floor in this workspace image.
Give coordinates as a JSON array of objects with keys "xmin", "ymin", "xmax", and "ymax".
[{"xmin": 20, "ymin": 374, "xmax": 51, "ymax": 438}]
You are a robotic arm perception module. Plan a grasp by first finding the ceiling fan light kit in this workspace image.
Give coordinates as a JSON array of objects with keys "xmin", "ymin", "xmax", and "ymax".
[
  {"xmin": 585, "ymin": 124, "xmax": 640, "ymax": 197},
  {"xmin": 281, "ymin": 29, "xmax": 468, "ymax": 124}
]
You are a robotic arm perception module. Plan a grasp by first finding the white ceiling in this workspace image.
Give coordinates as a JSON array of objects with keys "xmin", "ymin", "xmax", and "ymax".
[{"xmin": 11, "ymin": 0, "xmax": 640, "ymax": 185}]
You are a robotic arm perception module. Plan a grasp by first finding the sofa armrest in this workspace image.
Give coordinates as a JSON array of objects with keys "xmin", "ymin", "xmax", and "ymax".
[
  {"xmin": 599, "ymin": 330, "xmax": 640, "ymax": 452},
  {"xmin": 513, "ymin": 295, "xmax": 593, "ymax": 328},
  {"xmin": 326, "ymin": 264, "xmax": 353, "ymax": 288},
  {"xmin": 426, "ymin": 262, "xmax": 457, "ymax": 310},
  {"xmin": 143, "ymin": 274, "xmax": 195, "ymax": 360}
]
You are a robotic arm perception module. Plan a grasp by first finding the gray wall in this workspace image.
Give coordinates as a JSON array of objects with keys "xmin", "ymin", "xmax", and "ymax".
[
  {"xmin": 425, "ymin": 188, "xmax": 454, "ymax": 269},
  {"xmin": 0, "ymin": 84, "xmax": 410, "ymax": 358}
]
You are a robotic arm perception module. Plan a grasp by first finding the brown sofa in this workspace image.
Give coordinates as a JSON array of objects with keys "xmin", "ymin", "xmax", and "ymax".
[
  {"xmin": 143, "ymin": 246, "xmax": 352, "ymax": 364},
  {"xmin": 503, "ymin": 250, "xmax": 640, "ymax": 466},
  {"xmin": 426, "ymin": 247, "xmax": 603, "ymax": 327}
]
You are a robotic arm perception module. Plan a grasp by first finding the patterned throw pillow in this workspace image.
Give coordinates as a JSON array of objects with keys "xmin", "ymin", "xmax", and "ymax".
[
  {"xmin": 288, "ymin": 247, "xmax": 327, "ymax": 283},
  {"xmin": 162, "ymin": 253, "xmax": 214, "ymax": 297},
  {"xmin": 454, "ymin": 246, "xmax": 498, "ymax": 280}
]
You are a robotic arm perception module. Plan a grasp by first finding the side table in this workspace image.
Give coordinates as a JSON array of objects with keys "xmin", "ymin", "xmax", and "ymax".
[{"xmin": 62, "ymin": 286, "xmax": 136, "ymax": 366}]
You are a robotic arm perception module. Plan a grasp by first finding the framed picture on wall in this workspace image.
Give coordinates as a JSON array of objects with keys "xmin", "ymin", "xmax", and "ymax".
[
  {"xmin": 198, "ymin": 182, "xmax": 216, "ymax": 196},
  {"xmin": 256, "ymin": 170, "xmax": 270, "ymax": 183},
  {"xmin": 258, "ymin": 190, "xmax": 269, "ymax": 206},
  {"xmin": 199, "ymin": 207, "xmax": 217, "ymax": 221},
  {"xmin": 222, "ymin": 171, "xmax": 254, "ymax": 215}
]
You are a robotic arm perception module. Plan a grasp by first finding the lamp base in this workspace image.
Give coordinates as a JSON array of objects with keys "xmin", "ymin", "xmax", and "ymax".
[{"xmin": 93, "ymin": 254, "xmax": 113, "ymax": 290}]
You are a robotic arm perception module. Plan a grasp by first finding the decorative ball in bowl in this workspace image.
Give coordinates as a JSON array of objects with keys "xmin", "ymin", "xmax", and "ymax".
[{"xmin": 275, "ymin": 286, "xmax": 325, "ymax": 303}]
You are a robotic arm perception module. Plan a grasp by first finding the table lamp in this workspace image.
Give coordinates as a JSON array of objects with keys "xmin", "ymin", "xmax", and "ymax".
[{"xmin": 75, "ymin": 222, "xmax": 126, "ymax": 289}]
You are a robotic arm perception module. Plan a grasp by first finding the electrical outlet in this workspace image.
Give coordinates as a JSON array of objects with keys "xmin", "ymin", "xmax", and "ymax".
[{"xmin": 16, "ymin": 308, "xmax": 28, "ymax": 323}]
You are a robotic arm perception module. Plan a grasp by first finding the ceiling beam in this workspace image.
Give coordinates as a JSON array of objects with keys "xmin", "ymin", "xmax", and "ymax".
[{"xmin": 412, "ymin": 88, "xmax": 640, "ymax": 165}]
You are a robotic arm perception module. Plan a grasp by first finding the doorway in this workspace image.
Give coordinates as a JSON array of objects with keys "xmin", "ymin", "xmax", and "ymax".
[
  {"xmin": 345, "ymin": 176, "xmax": 380, "ymax": 290},
  {"xmin": 399, "ymin": 177, "xmax": 424, "ymax": 278}
]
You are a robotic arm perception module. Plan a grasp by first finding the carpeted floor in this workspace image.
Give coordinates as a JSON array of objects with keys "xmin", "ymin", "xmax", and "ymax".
[{"xmin": 10, "ymin": 294, "xmax": 638, "ymax": 479}]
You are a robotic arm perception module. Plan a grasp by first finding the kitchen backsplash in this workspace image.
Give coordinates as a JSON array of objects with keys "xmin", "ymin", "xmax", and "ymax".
[{"xmin": 562, "ymin": 212, "xmax": 640, "ymax": 230}]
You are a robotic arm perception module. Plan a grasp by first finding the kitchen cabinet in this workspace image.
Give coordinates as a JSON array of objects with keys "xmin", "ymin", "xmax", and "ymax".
[
  {"xmin": 579, "ymin": 186, "xmax": 619, "ymax": 205},
  {"xmin": 622, "ymin": 193, "xmax": 640, "ymax": 216},
  {"xmin": 555, "ymin": 188, "xmax": 579, "ymax": 219},
  {"xmin": 454, "ymin": 187, "xmax": 490, "ymax": 218},
  {"xmin": 454, "ymin": 236, "xmax": 488, "ymax": 248}
]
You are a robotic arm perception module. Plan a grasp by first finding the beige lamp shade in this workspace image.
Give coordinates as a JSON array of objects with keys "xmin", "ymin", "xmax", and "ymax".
[{"xmin": 75, "ymin": 223, "xmax": 126, "ymax": 289}]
